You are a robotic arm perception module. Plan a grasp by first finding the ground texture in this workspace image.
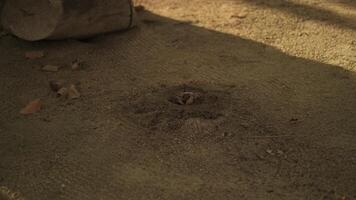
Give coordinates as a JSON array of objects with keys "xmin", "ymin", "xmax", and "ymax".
[{"xmin": 0, "ymin": 0, "xmax": 355, "ymax": 199}]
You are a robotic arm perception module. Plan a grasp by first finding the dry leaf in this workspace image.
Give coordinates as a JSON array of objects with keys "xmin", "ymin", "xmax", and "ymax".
[
  {"xmin": 25, "ymin": 51, "xmax": 45, "ymax": 59},
  {"xmin": 68, "ymin": 84, "xmax": 80, "ymax": 99},
  {"xmin": 20, "ymin": 99, "xmax": 41, "ymax": 115}
]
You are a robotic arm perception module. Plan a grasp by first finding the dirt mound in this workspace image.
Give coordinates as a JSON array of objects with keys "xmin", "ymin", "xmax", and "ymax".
[{"xmin": 117, "ymin": 83, "xmax": 276, "ymax": 139}]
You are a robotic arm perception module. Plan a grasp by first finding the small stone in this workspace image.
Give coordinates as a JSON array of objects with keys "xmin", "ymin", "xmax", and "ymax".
[
  {"xmin": 20, "ymin": 99, "xmax": 42, "ymax": 115},
  {"xmin": 25, "ymin": 51, "xmax": 45, "ymax": 59},
  {"xmin": 49, "ymin": 80, "xmax": 64, "ymax": 92},
  {"xmin": 42, "ymin": 65, "xmax": 60, "ymax": 72},
  {"xmin": 266, "ymin": 149, "xmax": 274, "ymax": 155},
  {"xmin": 57, "ymin": 87, "xmax": 69, "ymax": 97},
  {"xmin": 232, "ymin": 10, "xmax": 248, "ymax": 19},
  {"xmin": 68, "ymin": 84, "xmax": 80, "ymax": 99}
]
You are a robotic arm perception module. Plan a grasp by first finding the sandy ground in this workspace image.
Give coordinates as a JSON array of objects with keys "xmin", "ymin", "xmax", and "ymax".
[{"xmin": 0, "ymin": 0, "xmax": 356, "ymax": 199}]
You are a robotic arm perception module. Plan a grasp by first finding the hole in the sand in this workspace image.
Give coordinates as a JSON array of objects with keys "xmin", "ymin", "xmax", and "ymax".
[
  {"xmin": 168, "ymin": 91, "xmax": 204, "ymax": 106},
  {"xmin": 117, "ymin": 84, "xmax": 231, "ymax": 131}
]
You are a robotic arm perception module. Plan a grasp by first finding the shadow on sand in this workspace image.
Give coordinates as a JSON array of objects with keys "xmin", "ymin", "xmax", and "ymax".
[{"xmin": 0, "ymin": 8, "xmax": 355, "ymax": 200}]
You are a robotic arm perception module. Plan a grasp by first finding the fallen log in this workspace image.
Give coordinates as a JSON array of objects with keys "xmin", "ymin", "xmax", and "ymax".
[{"xmin": 1, "ymin": 0, "xmax": 136, "ymax": 41}]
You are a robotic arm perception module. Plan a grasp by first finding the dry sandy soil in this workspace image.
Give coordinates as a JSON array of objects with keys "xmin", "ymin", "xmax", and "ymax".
[{"xmin": 0, "ymin": 0, "xmax": 356, "ymax": 199}]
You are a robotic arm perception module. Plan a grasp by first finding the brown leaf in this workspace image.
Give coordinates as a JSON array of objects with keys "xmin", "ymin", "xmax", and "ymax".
[
  {"xmin": 68, "ymin": 84, "xmax": 80, "ymax": 99},
  {"xmin": 25, "ymin": 51, "xmax": 45, "ymax": 59},
  {"xmin": 20, "ymin": 99, "xmax": 41, "ymax": 115}
]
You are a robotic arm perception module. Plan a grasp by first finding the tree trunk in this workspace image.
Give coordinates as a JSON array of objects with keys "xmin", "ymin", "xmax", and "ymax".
[{"xmin": 1, "ymin": 0, "xmax": 136, "ymax": 41}]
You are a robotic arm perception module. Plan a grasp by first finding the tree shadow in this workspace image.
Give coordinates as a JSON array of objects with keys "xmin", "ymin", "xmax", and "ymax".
[
  {"xmin": 240, "ymin": 0, "xmax": 356, "ymax": 30},
  {"xmin": 0, "ymin": 8, "xmax": 356, "ymax": 200}
]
